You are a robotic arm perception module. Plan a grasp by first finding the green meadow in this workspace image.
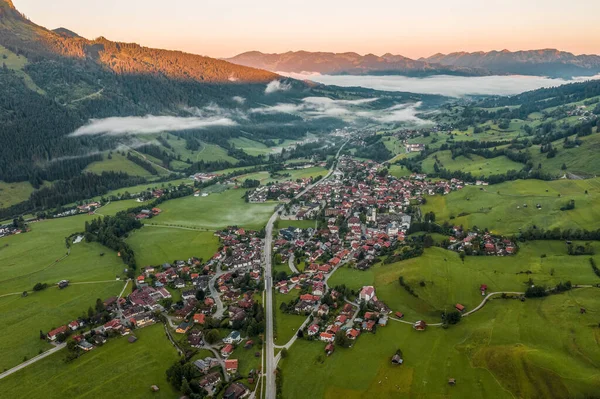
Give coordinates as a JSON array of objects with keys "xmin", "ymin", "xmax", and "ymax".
[
  {"xmin": 0, "ymin": 282, "xmax": 123, "ymax": 370},
  {"xmin": 280, "ymin": 288, "xmax": 600, "ymax": 399},
  {"xmin": 274, "ymin": 291, "xmax": 306, "ymax": 345},
  {"xmin": 0, "ymin": 180, "xmax": 37, "ymax": 208},
  {"xmin": 84, "ymin": 152, "xmax": 156, "ymax": 178},
  {"xmin": 151, "ymin": 188, "xmax": 276, "ymax": 230},
  {"xmin": 237, "ymin": 166, "xmax": 328, "ymax": 185},
  {"xmin": 421, "ymin": 178, "xmax": 600, "ymax": 234},
  {"xmin": 0, "ymin": 323, "xmax": 180, "ymax": 398},
  {"xmin": 127, "ymin": 227, "xmax": 220, "ymax": 267},
  {"xmin": 421, "ymin": 150, "xmax": 524, "ymax": 177}
]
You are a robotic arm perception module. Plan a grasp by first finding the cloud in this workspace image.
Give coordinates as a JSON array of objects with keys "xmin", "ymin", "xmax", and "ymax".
[
  {"xmin": 265, "ymin": 80, "xmax": 292, "ymax": 94},
  {"xmin": 277, "ymin": 72, "xmax": 600, "ymax": 97},
  {"xmin": 364, "ymin": 102, "xmax": 429, "ymax": 124},
  {"xmin": 71, "ymin": 115, "xmax": 237, "ymax": 136},
  {"xmin": 232, "ymin": 96, "xmax": 246, "ymax": 104},
  {"xmin": 228, "ymin": 74, "xmax": 239, "ymax": 82}
]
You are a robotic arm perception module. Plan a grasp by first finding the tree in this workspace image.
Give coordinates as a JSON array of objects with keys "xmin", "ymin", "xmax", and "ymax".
[
  {"xmin": 334, "ymin": 331, "xmax": 351, "ymax": 348},
  {"xmin": 443, "ymin": 311, "xmax": 462, "ymax": 325},
  {"xmin": 205, "ymin": 329, "xmax": 220, "ymax": 345},
  {"xmin": 95, "ymin": 298, "xmax": 105, "ymax": 313},
  {"xmin": 280, "ymin": 348, "xmax": 288, "ymax": 358}
]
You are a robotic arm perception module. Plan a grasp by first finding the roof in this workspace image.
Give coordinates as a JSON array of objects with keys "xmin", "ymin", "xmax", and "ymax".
[{"xmin": 225, "ymin": 359, "xmax": 238, "ymax": 369}]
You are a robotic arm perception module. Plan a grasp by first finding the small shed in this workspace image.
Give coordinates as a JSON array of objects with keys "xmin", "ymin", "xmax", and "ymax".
[
  {"xmin": 150, "ymin": 385, "xmax": 160, "ymax": 392},
  {"xmin": 392, "ymin": 354, "xmax": 403, "ymax": 365},
  {"xmin": 455, "ymin": 303, "xmax": 465, "ymax": 312},
  {"xmin": 448, "ymin": 378, "xmax": 456, "ymax": 386}
]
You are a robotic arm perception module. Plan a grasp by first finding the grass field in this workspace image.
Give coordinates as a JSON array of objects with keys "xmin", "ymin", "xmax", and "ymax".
[
  {"xmin": 127, "ymin": 227, "xmax": 220, "ymax": 267},
  {"xmin": 389, "ymin": 165, "xmax": 411, "ymax": 178},
  {"xmin": 229, "ymin": 137, "xmax": 274, "ymax": 156},
  {"xmin": 0, "ymin": 282, "xmax": 123, "ymax": 370},
  {"xmin": 421, "ymin": 150, "xmax": 524, "ymax": 176},
  {"xmin": 276, "ymin": 219, "xmax": 317, "ymax": 230},
  {"xmin": 421, "ymin": 178, "xmax": 600, "ymax": 234},
  {"xmin": 0, "ymin": 215, "xmax": 126, "ymax": 295},
  {"xmin": 0, "ymin": 44, "xmax": 44, "ymax": 93},
  {"xmin": 151, "ymin": 189, "xmax": 275, "ymax": 230},
  {"xmin": 236, "ymin": 167, "xmax": 328, "ymax": 185},
  {"xmin": 274, "ymin": 291, "xmax": 306, "ymax": 345},
  {"xmin": 0, "ymin": 323, "xmax": 180, "ymax": 398},
  {"xmin": 329, "ymin": 243, "xmax": 599, "ymax": 321},
  {"xmin": 528, "ymin": 133, "xmax": 600, "ymax": 177},
  {"xmin": 280, "ymin": 287, "xmax": 600, "ymax": 399},
  {"xmin": 84, "ymin": 153, "xmax": 156, "ymax": 177},
  {"xmin": 0, "ymin": 180, "xmax": 37, "ymax": 208}
]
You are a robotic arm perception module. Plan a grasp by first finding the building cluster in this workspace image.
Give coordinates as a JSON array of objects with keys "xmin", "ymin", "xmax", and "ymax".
[
  {"xmin": 0, "ymin": 223, "xmax": 24, "ymax": 239},
  {"xmin": 447, "ymin": 227, "xmax": 517, "ymax": 256},
  {"xmin": 247, "ymin": 178, "xmax": 313, "ymax": 203},
  {"xmin": 53, "ymin": 201, "xmax": 102, "ymax": 218}
]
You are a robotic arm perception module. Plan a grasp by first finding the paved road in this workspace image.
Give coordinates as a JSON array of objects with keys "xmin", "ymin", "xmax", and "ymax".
[
  {"xmin": 287, "ymin": 254, "xmax": 299, "ymax": 274},
  {"xmin": 208, "ymin": 266, "xmax": 228, "ymax": 319},
  {"xmin": 264, "ymin": 140, "xmax": 348, "ymax": 399},
  {"xmin": 0, "ymin": 343, "xmax": 66, "ymax": 380}
]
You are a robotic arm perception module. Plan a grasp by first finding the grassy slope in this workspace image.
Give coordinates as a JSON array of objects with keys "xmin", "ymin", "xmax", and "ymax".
[
  {"xmin": 0, "ymin": 44, "xmax": 44, "ymax": 93},
  {"xmin": 421, "ymin": 178, "xmax": 600, "ymax": 234},
  {"xmin": 274, "ymin": 290, "xmax": 305, "ymax": 345},
  {"xmin": 0, "ymin": 180, "xmax": 36, "ymax": 208},
  {"xmin": 127, "ymin": 227, "xmax": 220, "ymax": 267},
  {"xmin": 421, "ymin": 150, "xmax": 524, "ymax": 176},
  {"xmin": 0, "ymin": 323, "xmax": 180, "ymax": 398},
  {"xmin": 281, "ymin": 288, "xmax": 600, "ymax": 399},
  {"xmin": 0, "ymin": 282, "xmax": 123, "ymax": 370},
  {"xmin": 153, "ymin": 188, "xmax": 275, "ymax": 230},
  {"xmin": 236, "ymin": 167, "xmax": 328, "ymax": 185},
  {"xmin": 84, "ymin": 153, "xmax": 156, "ymax": 178}
]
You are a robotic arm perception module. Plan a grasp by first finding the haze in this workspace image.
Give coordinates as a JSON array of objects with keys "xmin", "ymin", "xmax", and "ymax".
[{"xmin": 14, "ymin": 0, "xmax": 600, "ymax": 59}]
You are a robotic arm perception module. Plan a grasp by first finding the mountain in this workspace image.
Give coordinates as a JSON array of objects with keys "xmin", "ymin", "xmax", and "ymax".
[
  {"xmin": 423, "ymin": 49, "xmax": 600, "ymax": 78},
  {"xmin": 225, "ymin": 50, "xmax": 488, "ymax": 77}
]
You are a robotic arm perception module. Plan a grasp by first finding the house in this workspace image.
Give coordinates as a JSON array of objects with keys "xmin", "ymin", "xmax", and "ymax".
[
  {"xmin": 199, "ymin": 372, "xmax": 222, "ymax": 394},
  {"xmin": 103, "ymin": 319, "xmax": 122, "ymax": 331},
  {"xmin": 346, "ymin": 328, "xmax": 360, "ymax": 340},
  {"xmin": 193, "ymin": 313, "xmax": 206, "ymax": 324},
  {"xmin": 175, "ymin": 322, "xmax": 191, "ymax": 334},
  {"xmin": 455, "ymin": 303, "xmax": 465, "ymax": 312},
  {"xmin": 223, "ymin": 382, "xmax": 249, "ymax": 399},
  {"xmin": 223, "ymin": 330, "xmax": 242, "ymax": 344},
  {"xmin": 414, "ymin": 320, "xmax": 427, "ymax": 331},
  {"xmin": 325, "ymin": 343, "xmax": 335, "ymax": 356},
  {"xmin": 174, "ymin": 278, "xmax": 185, "ymax": 289},
  {"xmin": 319, "ymin": 332, "xmax": 334, "ymax": 342},
  {"xmin": 307, "ymin": 324, "xmax": 320, "ymax": 336},
  {"xmin": 359, "ymin": 286, "xmax": 375, "ymax": 302},
  {"xmin": 77, "ymin": 340, "xmax": 94, "ymax": 351},
  {"xmin": 68, "ymin": 320, "xmax": 80, "ymax": 331},
  {"xmin": 221, "ymin": 344, "xmax": 234, "ymax": 357},
  {"xmin": 225, "ymin": 359, "xmax": 239, "ymax": 374},
  {"xmin": 394, "ymin": 312, "xmax": 404, "ymax": 319},
  {"xmin": 378, "ymin": 317, "xmax": 388, "ymax": 327}
]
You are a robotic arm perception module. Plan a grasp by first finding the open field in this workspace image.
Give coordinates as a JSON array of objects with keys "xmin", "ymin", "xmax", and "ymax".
[
  {"xmin": 332, "ymin": 243, "xmax": 598, "ymax": 320},
  {"xmin": 127, "ymin": 227, "xmax": 220, "ymax": 267},
  {"xmin": 421, "ymin": 150, "xmax": 524, "ymax": 176},
  {"xmin": 236, "ymin": 166, "xmax": 328, "ymax": 185},
  {"xmin": 527, "ymin": 133, "xmax": 600, "ymax": 177},
  {"xmin": 229, "ymin": 137, "xmax": 274, "ymax": 156},
  {"xmin": 274, "ymin": 291, "xmax": 306, "ymax": 345},
  {"xmin": 152, "ymin": 189, "xmax": 276, "ymax": 230},
  {"xmin": 276, "ymin": 219, "xmax": 317, "ymax": 230},
  {"xmin": 0, "ymin": 215, "xmax": 125, "ymax": 295},
  {"xmin": 0, "ymin": 180, "xmax": 37, "ymax": 208},
  {"xmin": 281, "ymin": 287, "xmax": 600, "ymax": 399},
  {"xmin": 421, "ymin": 178, "xmax": 600, "ymax": 234},
  {"xmin": 84, "ymin": 153, "xmax": 156, "ymax": 177},
  {"xmin": 159, "ymin": 134, "xmax": 238, "ymax": 165},
  {"xmin": 0, "ymin": 282, "xmax": 123, "ymax": 370},
  {"xmin": 0, "ymin": 323, "xmax": 180, "ymax": 398},
  {"xmin": 389, "ymin": 165, "xmax": 411, "ymax": 178}
]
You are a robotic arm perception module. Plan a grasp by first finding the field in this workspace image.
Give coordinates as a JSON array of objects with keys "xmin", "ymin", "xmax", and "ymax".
[
  {"xmin": 389, "ymin": 165, "xmax": 411, "ymax": 178},
  {"xmin": 527, "ymin": 133, "xmax": 600, "ymax": 177},
  {"xmin": 0, "ymin": 215, "xmax": 126, "ymax": 295},
  {"xmin": 0, "ymin": 323, "xmax": 180, "ymax": 398},
  {"xmin": 229, "ymin": 137, "xmax": 274, "ymax": 156},
  {"xmin": 274, "ymin": 291, "xmax": 306, "ymax": 345},
  {"xmin": 276, "ymin": 219, "xmax": 317, "ymax": 230},
  {"xmin": 0, "ymin": 180, "xmax": 37, "ymax": 208},
  {"xmin": 127, "ymin": 227, "xmax": 220, "ymax": 267},
  {"xmin": 84, "ymin": 152, "xmax": 156, "ymax": 177},
  {"xmin": 421, "ymin": 178, "xmax": 600, "ymax": 234},
  {"xmin": 280, "ymin": 288, "xmax": 600, "ymax": 399},
  {"xmin": 236, "ymin": 166, "xmax": 328, "ymax": 185},
  {"xmin": 0, "ymin": 282, "xmax": 123, "ymax": 370},
  {"xmin": 152, "ymin": 188, "xmax": 276, "ymax": 230},
  {"xmin": 328, "ymin": 243, "xmax": 599, "ymax": 321},
  {"xmin": 421, "ymin": 150, "xmax": 524, "ymax": 176}
]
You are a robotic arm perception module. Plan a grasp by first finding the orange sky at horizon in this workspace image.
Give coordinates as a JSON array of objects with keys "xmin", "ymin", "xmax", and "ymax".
[{"xmin": 13, "ymin": 0, "xmax": 600, "ymax": 59}]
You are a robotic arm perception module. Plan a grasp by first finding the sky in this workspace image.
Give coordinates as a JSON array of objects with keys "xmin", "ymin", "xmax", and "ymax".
[{"xmin": 14, "ymin": 0, "xmax": 600, "ymax": 59}]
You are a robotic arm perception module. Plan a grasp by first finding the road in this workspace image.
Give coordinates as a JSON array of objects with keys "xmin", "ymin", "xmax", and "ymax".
[
  {"xmin": 0, "ymin": 343, "xmax": 66, "ymax": 380},
  {"xmin": 263, "ymin": 140, "xmax": 348, "ymax": 399},
  {"xmin": 208, "ymin": 266, "xmax": 228, "ymax": 319},
  {"xmin": 287, "ymin": 254, "xmax": 299, "ymax": 274}
]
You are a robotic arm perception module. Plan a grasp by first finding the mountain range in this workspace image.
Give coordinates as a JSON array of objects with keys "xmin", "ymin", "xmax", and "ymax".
[{"xmin": 227, "ymin": 49, "xmax": 600, "ymax": 79}]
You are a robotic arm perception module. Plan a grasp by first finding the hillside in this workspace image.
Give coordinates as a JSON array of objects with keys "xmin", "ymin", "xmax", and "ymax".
[
  {"xmin": 226, "ymin": 50, "xmax": 488, "ymax": 77},
  {"xmin": 423, "ymin": 49, "xmax": 600, "ymax": 78}
]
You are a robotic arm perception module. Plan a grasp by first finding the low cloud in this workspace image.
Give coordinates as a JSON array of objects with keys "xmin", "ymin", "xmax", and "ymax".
[
  {"xmin": 265, "ymin": 80, "xmax": 292, "ymax": 94},
  {"xmin": 232, "ymin": 96, "xmax": 246, "ymax": 104},
  {"xmin": 278, "ymin": 72, "xmax": 600, "ymax": 97},
  {"xmin": 71, "ymin": 115, "xmax": 237, "ymax": 136}
]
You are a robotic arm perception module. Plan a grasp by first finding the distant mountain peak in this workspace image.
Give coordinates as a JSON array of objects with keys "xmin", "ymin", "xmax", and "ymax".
[
  {"xmin": 52, "ymin": 27, "xmax": 82, "ymax": 39},
  {"xmin": 2, "ymin": 0, "xmax": 15, "ymax": 9}
]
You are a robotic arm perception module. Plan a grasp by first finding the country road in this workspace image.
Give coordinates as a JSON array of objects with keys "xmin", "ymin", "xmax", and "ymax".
[
  {"xmin": 287, "ymin": 254, "xmax": 299, "ymax": 274},
  {"xmin": 0, "ymin": 343, "xmax": 66, "ymax": 380}
]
